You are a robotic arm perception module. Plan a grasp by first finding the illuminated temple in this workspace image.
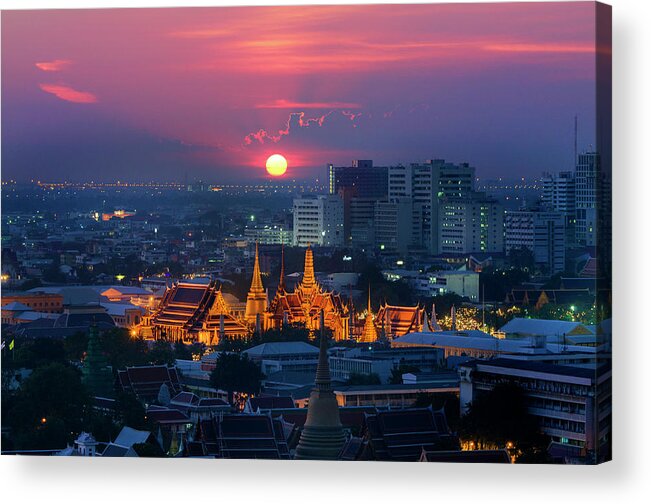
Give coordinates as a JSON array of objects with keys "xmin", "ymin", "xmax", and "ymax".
[
  {"xmin": 143, "ymin": 244, "xmax": 350, "ymax": 343},
  {"xmin": 266, "ymin": 245, "xmax": 350, "ymax": 341},
  {"xmin": 143, "ymin": 281, "xmax": 249, "ymax": 344}
]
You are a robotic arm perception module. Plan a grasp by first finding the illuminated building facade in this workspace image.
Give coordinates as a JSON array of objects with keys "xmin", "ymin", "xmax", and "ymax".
[
  {"xmin": 144, "ymin": 281, "xmax": 249, "ymax": 344},
  {"xmin": 266, "ymin": 245, "xmax": 349, "ymax": 340}
]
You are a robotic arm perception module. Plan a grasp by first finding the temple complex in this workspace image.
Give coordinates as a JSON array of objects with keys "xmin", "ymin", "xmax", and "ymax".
[{"xmin": 141, "ymin": 244, "xmax": 435, "ymax": 345}]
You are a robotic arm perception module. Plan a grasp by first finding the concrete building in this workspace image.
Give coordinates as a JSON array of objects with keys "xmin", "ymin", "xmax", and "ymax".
[
  {"xmin": 504, "ymin": 210, "xmax": 566, "ymax": 274},
  {"xmin": 542, "ymin": 171, "xmax": 576, "ymax": 216},
  {"xmin": 243, "ymin": 225, "xmax": 292, "ymax": 245},
  {"xmin": 383, "ymin": 269, "xmax": 479, "ymax": 301},
  {"xmin": 439, "ymin": 194, "xmax": 504, "ymax": 254},
  {"xmin": 328, "ymin": 159, "xmax": 388, "ymax": 199},
  {"xmin": 242, "ymin": 341, "xmax": 320, "ymax": 376},
  {"xmin": 374, "ymin": 198, "xmax": 418, "ymax": 254},
  {"xmin": 329, "ymin": 346, "xmax": 445, "ymax": 383},
  {"xmin": 458, "ymin": 358, "xmax": 611, "ymax": 462},
  {"xmin": 349, "ymin": 197, "xmax": 378, "ymax": 249},
  {"xmin": 292, "ymin": 194, "xmax": 344, "ymax": 247},
  {"xmin": 575, "ymin": 152, "xmax": 599, "ymax": 246},
  {"xmin": 388, "ymin": 159, "xmax": 476, "ymax": 254}
]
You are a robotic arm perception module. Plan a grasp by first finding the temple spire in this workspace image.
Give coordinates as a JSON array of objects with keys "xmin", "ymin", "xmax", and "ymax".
[
  {"xmin": 245, "ymin": 241, "xmax": 268, "ymax": 323},
  {"xmin": 249, "ymin": 241, "xmax": 264, "ymax": 294},
  {"xmin": 277, "ymin": 245, "xmax": 286, "ymax": 293},
  {"xmin": 430, "ymin": 303, "xmax": 442, "ymax": 331},
  {"xmin": 360, "ymin": 284, "xmax": 378, "ymax": 343},
  {"xmin": 302, "ymin": 244, "xmax": 316, "ymax": 290},
  {"xmin": 294, "ymin": 310, "xmax": 346, "ymax": 460}
]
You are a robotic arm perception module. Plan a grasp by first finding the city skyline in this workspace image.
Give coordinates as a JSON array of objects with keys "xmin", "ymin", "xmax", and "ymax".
[{"xmin": 2, "ymin": 3, "xmax": 599, "ymax": 182}]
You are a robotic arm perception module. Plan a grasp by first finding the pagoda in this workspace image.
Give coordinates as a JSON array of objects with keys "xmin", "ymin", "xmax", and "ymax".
[
  {"xmin": 81, "ymin": 324, "xmax": 114, "ymax": 398},
  {"xmin": 294, "ymin": 310, "xmax": 346, "ymax": 460},
  {"xmin": 359, "ymin": 286, "xmax": 378, "ymax": 343},
  {"xmin": 245, "ymin": 241, "xmax": 268, "ymax": 327}
]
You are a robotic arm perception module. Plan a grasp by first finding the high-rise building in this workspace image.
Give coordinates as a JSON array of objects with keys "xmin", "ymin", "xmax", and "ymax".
[
  {"xmin": 328, "ymin": 159, "xmax": 388, "ymax": 198},
  {"xmin": 374, "ymin": 198, "xmax": 418, "ymax": 255},
  {"xmin": 349, "ymin": 197, "xmax": 378, "ymax": 250},
  {"xmin": 292, "ymin": 194, "xmax": 344, "ymax": 247},
  {"xmin": 542, "ymin": 171, "xmax": 576, "ymax": 215},
  {"xmin": 388, "ymin": 159, "xmax": 476, "ymax": 254},
  {"xmin": 575, "ymin": 152, "xmax": 600, "ymax": 246},
  {"xmin": 505, "ymin": 210, "xmax": 566, "ymax": 274},
  {"xmin": 328, "ymin": 160, "xmax": 388, "ymax": 245},
  {"xmin": 541, "ymin": 171, "xmax": 577, "ymax": 248},
  {"xmin": 439, "ymin": 193, "xmax": 504, "ymax": 255}
]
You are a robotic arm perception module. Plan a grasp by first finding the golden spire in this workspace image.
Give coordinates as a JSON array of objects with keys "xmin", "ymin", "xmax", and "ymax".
[
  {"xmin": 249, "ymin": 241, "xmax": 264, "ymax": 293},
  {"xmin": 360, "ymin": 284, "xmax": 378, "ymax": 343},
  {"xmin": 245, "ymin": 241, "xmax": 267, "ymax": 322},
  {"xmin": 277, "ymin": 244, "xmax": 286, "ymax": 293},
  {"xmin": 302, "ymin": 243, "xmax": 316, "ymax": 290}
]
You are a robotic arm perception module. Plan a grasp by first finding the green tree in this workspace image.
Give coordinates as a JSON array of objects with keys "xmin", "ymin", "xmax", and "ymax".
[
  {"xmin": 345, "ymin": 372, "xmax": 381, "ymax": 385},
  {"xmin": 64, "ymin": 331, "xmax": 89, "ymax": 363},
  {"xmin": 7, "ymin": 363, "xmax": 92, "ymax": 449},
  {"xmin": 459, "ymin": 382, "xmax": 549, "ymax": 462},
  {"xmin": 100, "ymin": 328, "xmax": 149, "ymax": 369},
  {"xmin": 133, "ymin": 441, "xmax": 165, "ymax": 458},
  {"xmin": 115, "ymin": 391, "xmax": 150, "ymax": 430},
  {"xmin": 148, "ymin": 340, "xmax": 176, "ymax": 366},
  {"xmin": 507, "ymin": 246, "xmax": 535, "ymax": 272},
  {"xmin": 209, "ymin": 353, "xmax": 264, "ymax": 404},
  {"xmin": 260, "ymin": 324, "xmax": 313, "ymax": 344}
]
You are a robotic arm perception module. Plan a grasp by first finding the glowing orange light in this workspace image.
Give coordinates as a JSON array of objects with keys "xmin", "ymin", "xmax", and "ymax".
[{"xmin": 265, "ymin": 154, "xmax": 288, "ymax": 176}]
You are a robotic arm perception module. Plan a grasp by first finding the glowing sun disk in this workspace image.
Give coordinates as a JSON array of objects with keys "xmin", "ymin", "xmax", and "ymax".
[{"xmin": 266, "ymin": 154, "xmax": 288, "ymax": 176}]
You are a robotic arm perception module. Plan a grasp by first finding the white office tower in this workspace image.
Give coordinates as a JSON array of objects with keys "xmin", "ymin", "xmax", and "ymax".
[
  {"xmin": 293, "ymin": 195, "xmax": 344, "ymax": 247},
  {"xmin": 505, "ymin": 210, "xmax": 566, "ymax": 274},
  {"xmin": 439, "ymin": 193, "xmax": 504, "ymax": 255}
]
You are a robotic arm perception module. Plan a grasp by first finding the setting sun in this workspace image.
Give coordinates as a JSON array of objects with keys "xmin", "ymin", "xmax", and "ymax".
[{"xmin": 265, "ymin": 154, "xmax": 288, "ymax": 176}]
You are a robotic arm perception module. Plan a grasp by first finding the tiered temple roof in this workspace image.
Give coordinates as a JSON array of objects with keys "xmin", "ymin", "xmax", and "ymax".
[
  {"xmin": 147, "ymin": 281, "xmax": 249, "ymax": 343},
  {"xmin": 362, "ymin": 406, "xmax": 459, "ymax": 461},
  {"xmin": 375, "ymin": 303, "xmax": 425, "ymax": 339},
  {"xmin": 190, "ymin": 413, "xmax": 292, "ymax": 459},
  {"xmin": 117, "ymin": 365, "xmax": 181, "ymax": 402}
]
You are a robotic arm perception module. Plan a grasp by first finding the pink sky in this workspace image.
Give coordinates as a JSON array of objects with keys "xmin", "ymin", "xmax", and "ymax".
[{"xmin": 1, "ymin": 3, "xmax": 599, "ymax": 181}]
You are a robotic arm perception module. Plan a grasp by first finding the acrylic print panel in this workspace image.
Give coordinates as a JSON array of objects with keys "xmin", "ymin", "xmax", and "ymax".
[{"xmin": 0, "ymin": 1, "xmax": 611, "ymax": 464}]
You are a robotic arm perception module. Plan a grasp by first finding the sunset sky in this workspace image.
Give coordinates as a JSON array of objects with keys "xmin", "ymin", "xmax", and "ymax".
[{"xmin": 1, "ymin": 2, "xmax": 599, "ymax": 182}]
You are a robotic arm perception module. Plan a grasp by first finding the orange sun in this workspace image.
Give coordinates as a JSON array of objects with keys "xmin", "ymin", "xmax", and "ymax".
[{"xmin": 265, "ymin": 154, "xmax": 288, "ymax": 176}]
